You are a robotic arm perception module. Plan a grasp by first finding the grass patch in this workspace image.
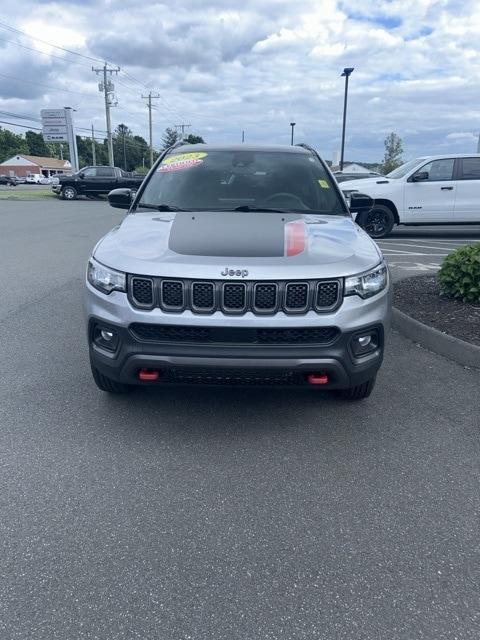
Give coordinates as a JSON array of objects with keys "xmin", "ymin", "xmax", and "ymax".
[{"xmin": 0, "ymin": 189, "xmax": 57, "ymax": 200}]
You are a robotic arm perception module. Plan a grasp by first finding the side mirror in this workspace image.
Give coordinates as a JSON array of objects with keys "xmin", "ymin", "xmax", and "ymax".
[
  {"xmin": 108, "ymin": 188, "xmax": 133, "ymax": 210},
  {"xmin": 411, "ymin": 171, "xmax": 429, "ymax": 182},
  {"xmin": 348, "ymin": 192, "xmax": 374, "ymax": 211},
  {"xmin": 78, "ymin": 172, "xmax": 85, "ymax": 179}
]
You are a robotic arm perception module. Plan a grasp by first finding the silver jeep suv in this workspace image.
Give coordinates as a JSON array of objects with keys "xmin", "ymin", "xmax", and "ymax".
[{"xmin": 85, "ymin": 144, "xmax": 390, "ymax": 399}]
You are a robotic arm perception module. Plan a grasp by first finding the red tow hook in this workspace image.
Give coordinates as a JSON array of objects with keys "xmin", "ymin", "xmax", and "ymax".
[
  {"xmin": 307, "ymin": 373, "xmax": 329, "ymax": 385},
  {"xmin": 138, "ymin": 368, "xmax": 160, "ymax": 381}
]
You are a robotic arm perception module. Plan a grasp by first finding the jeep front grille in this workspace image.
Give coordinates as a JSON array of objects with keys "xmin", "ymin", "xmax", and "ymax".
[{"xmin": 127, "ymin": 277, "xmax": 342, "ymax": 315}]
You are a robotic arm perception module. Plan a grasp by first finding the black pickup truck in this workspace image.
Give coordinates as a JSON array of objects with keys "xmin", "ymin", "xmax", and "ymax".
[{"xmin": 53, "ymin": 166, "xmax": 144, "ymax": 200}]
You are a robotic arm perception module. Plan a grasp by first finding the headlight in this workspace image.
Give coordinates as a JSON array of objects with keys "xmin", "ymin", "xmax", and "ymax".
[
  {"xmin": 345, "ymin": 261, "xmax": 388, "ymax": 299},
  {"xmin": 87, "ymin": 258, "xmax": 126, "ymax": 294}
]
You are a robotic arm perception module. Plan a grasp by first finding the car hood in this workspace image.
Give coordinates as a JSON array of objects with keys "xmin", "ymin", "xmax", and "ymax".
[
  {"xmin": 94, "ymin": 210, "xmax": 382, "ymax": 279},
  {"xmin": 340, "ymin": 177, "xmax": 394, "ymax": 190}
]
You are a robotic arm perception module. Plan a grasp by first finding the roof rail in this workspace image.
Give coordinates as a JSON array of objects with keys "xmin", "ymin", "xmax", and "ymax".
[
  {"xmin": 167, "ymin": 139, "xmax": 188, "ymax": 152},
  {"xmin": 295, "ymin": 143, "xmax": 317, "ymax": 155}
]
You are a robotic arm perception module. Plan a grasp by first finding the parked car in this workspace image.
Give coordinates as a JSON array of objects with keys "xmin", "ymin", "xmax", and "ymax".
[
  {"xmin": 26, "ymin": 173, "xmax": 44, "ymax": 184},
  {"xmin": 53, "ymin": 166, "xmax": 144, "ymax": 200},
  {"xmin": 85, "ymin": 143, "xmax": 390, "ymax": 399},
  {"xmin": 334, "ymin": 171, "xmax": 382, "ymax": 183},
  {"xmin": 0, "ymin": 175, "xmax": 17, "ymax": 186},
  {"xmin": 341, "ymin": 154, "xmax": 480, "ymax": 238},
  {"xmin": 39, "ymin": 176, "xmax": 52, "ymax": 185},
  {"xmin": 25, "ymin": 173, "xmax": 43, "ymax": 184}
]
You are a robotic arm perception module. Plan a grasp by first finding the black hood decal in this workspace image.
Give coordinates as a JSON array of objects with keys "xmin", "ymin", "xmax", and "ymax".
[{"xmin": 168, "ymin": 211, "xmax": 301, "ymax": 258}]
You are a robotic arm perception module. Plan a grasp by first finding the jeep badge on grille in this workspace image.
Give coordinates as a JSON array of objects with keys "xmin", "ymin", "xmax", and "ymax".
[{"xmin": 221, "ymin": 268, "xmax": 249, "ymax": 278}]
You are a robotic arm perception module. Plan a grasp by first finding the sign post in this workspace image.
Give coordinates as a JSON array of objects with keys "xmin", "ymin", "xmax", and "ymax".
[{"xmin": 41, "ymin": 108, "xmax": 79, "ymax": 172}]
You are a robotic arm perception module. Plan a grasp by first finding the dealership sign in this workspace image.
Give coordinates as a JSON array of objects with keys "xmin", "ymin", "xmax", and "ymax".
[{"xmin": 40, "ymin": 108, "xmax": 79, "ymax": 171}]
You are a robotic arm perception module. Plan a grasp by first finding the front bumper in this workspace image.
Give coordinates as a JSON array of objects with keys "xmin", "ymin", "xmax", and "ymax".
[{"xmin": 85, "ymin": 281, "xmax": 391, "ymax": 389}]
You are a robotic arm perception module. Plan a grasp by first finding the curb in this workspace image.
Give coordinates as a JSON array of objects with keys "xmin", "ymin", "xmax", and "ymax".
[{"xmin": 392, "ymin": 306, "xmax": 480, "ymax": 369}]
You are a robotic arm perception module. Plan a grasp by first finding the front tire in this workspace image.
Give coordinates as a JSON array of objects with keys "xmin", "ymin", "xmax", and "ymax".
[
  {"xmin": 91, "ymin": 365, "xmax": 132, "ymax": 394},
  {"xmin": 341, "ymin": 376, "xmax": 376, "ymax": 400},
  {"xmin": 62, "ymin": 186, "xmax": 77, "ymax": 200},
  {"xmin": 358, "ymin": 204, "xmax": 395, "ymax": 239}
]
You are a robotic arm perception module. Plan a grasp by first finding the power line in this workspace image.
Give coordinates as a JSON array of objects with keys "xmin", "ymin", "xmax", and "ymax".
[
  {"xmin": 0, "ymin": 20, "xmax": 104, "ymax": 64},
  {"xmin": 0, "ymin": 71, "xmax": 94, "ymax": 97},
  {"xmin": 0, "ymin": 35, "xmax": 93, "ymax": 68},
  {"xmin": 0, "ymin": 119, "xmax": 42, "ymax": 131},
  {"xmin": 175, "ymin": 123, "xmax": 192, "ymax": 138}
]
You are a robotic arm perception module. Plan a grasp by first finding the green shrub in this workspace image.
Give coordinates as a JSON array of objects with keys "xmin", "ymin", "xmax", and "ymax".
[{"xmin": 438, "ymin": 242, "xmax": 480, "ymax": 303}]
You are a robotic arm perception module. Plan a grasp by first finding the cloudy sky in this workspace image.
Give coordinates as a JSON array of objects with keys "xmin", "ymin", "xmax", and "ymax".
[{"xmin": 0, "ymin": 0, "xmax": 479, "ymax": 163}]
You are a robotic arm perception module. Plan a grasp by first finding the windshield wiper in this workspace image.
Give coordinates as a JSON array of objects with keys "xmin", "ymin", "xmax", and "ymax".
[
  {"xmin": 136, "ymin": 203, "xmax": 189, "ymax": 211},
  {"xmin": 231, "ymin": 205, "xmax": 287, "ymax": 213}
]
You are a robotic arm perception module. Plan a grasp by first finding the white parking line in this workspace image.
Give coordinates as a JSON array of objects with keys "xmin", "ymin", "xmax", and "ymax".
[
  {"xmin": 380, "ymin": 248, "xmax": 443, "ymax": 255},
  {"xmin": 387, "ymin": 262, "xmax": 441, "ymax": 272},
  {"xmin": 378, "ymin": 242, "xmax": 453, "ymax": 251},
  {"xmin": 383, "ymin": 253, "xmax": 449, "ymax": 257},
  {"xmin": 379, "ymin": 237, "xmax": 475, "ymax": 242}
]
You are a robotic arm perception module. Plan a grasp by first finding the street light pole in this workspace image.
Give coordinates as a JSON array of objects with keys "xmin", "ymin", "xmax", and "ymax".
[
  {"xmin": 340, "ymin": 67, "xmax": 354, "ymax": 171},
  {"xmin": 290, "ymin": 122, "xmax": 296, "ymax": 146}
]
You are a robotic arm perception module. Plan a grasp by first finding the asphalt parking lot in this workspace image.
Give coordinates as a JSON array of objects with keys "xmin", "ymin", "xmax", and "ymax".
[
  {"xmin": 377, "ymin": 226, "xmax": 480, "ymax": 279},
  {"xmin": 1, "ymin": 199, "xmax": 479, "ymax": 640}
]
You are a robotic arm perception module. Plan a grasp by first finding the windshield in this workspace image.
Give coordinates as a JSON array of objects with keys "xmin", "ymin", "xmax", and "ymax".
[
  {"xmin": 138, "ymin": 149, "xmax": 347, "ymax": 215},
  {"xmin": 386, "ymin": 158, "xmax": 425, "ymax": 179}
]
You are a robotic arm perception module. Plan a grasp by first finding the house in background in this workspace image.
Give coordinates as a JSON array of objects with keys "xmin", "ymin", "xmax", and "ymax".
[
  {"xmin": 342, "ymin": 163, "xmax": 373, "ymax": 174},
  {"xmin": 0, "ymin": 154, "xmax": 72, "ymax": 178}
]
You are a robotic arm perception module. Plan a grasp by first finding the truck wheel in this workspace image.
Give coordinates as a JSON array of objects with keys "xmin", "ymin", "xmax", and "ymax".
[
  {"xmin": 341, "ymin": 377, "xmax": 376, "ymax": 400},
  {"xmin": 90, "ymin": 365, "xmax": 132, "ymax": 394},
  {"xmin": 62, "ymin": 186, "xmax": 77, "ymax": 200},
  {"xmin": 358, "ymin": 205, "xmax": 395, "ymax": 239}
]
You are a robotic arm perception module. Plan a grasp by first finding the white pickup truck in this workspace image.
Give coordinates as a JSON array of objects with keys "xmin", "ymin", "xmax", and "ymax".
[{"xmin": 341, "ymin": 154, "xmax": 480, "ymax": 238}]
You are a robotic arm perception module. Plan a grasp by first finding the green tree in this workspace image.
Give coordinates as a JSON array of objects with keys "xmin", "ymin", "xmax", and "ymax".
[
  {"xmin": 161, "ymin": 127, "xmax": 180, "ymax": 149},
  {"xmin": 25, "ymin": 130, "xmax": 53, "ymax": 157},
  {"xmin": 0, "ymin": 127, "xmax": 29, "ymax": 162},
  {"xmin": 185, "ymin": 134, "xmax": 205, "ymax": 144},
  {"xmin": 381, "ymin": 132, "xmax": 403, "ymax": 174},
  {"xmin": 112, "ymin": 124, "xmax": 149, "ymax": 172}
]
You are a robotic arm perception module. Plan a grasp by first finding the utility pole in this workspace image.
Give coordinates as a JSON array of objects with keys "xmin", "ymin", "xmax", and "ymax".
[
  {"xmin": 91, "ymin": 124, "xmax": 96, "ymax": 165},
  {"xmin": 290, "ymin": 122, "xmax": 296, "ymax": 146},
  {"xmin": 59, "ymin": 144, "xmax": 63, "ymax": 161},
  {"xmin": 142, "ymin": 91, "xmax": 160, "ymax": 167},
  {"xmin": 340, "ymin": 67, "xmax": 354, "ymax": 172},
  {"xmin": 242, "ymin": 130, "xmax": 245, "ymax": 143},
  {"xmin": 92, "ymin": 63, "xmax": 120, "ymax": 167},
  {"xmin": 175, "ymin": 123, "xmax": 192, "ymax": 139}
]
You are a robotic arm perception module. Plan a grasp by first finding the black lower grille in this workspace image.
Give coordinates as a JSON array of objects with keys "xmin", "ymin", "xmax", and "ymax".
[
  {"xmin": 130, "ymin": 323, "xmax": 339, "ymax": 345},
  {"xmin": 257, "ymin": 327, "xmax": 338, "ymax": 344},
  {"xmin": 163, "ymin": 368, "xmax": 306, "ymax": 386}
]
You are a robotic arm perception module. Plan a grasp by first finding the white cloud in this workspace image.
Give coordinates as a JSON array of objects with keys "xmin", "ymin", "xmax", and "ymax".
[{"xmin": 0, "ymin": 0, "xmax": 479, "ymax": 161}]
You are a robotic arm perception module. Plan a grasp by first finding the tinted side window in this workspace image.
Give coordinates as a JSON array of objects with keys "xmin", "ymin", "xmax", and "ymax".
[
  {"xmin": 418, "ymin": 159, "xmax": 454, "ymax": 181},
  {"xmin": 82, "ymin": 167, "xmax": 97, "ymax": 177},
  {"xmin": 97, "ymin": 167, "xmax": 115, "ymax": 177},
  {"xmin": 459, "ymin": 158, "xmax": 480, "ymax": 180}
]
